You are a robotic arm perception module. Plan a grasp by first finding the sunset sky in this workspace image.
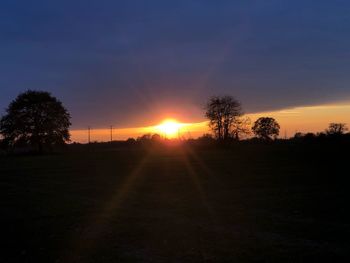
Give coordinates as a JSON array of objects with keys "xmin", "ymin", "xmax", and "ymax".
[{"xmin": 1, "ymin": 1, "xmax": 350, "ymax": 142}]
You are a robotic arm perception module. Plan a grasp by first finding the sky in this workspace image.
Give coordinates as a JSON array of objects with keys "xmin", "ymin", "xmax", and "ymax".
[
  {"xmin": 70, "ymin": 103, "xmax": 350, "ymax": 143},
  {"xmin": 1, "ymin": 0, "xmax": 350, "ymax": 137}
]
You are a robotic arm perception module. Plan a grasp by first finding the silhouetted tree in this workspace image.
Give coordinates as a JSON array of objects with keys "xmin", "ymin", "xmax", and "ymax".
[
  {"xmin": 137, "ymin": 134, "xmax": 152, "ymax": 143},
  {"xmin": 0, "ymin": 90, "xmax": 71, "ymax": 152},
  {"xmin": 197, "ymin": 133, "xmax": 214, "ymax": 143},
  {"xmin": 252, "ymin": 117, "xmax": 280, "ymax": 140},
  {"xmin": 205, "ymin": 95, "xmax": 243, "ymax": 140},
  {"xmin": 151, "ymin": 133, "xmax": 162, "ymax": 141},
  {"xmin": 126, "ymin": 138, "xmax": 136, "ymax": 144},
  {"xmin": 294, "ymin": 132, "xmax": 304, "ymax": 139},
  {"xmin": 305, "ymin": 132, "xmax": 317, "ymax": 139},
  {"xmin": 326, "ymin": 123, "xmax": 348, "ymax": 135},
  {"xmin": 231, "ymin": 116, "xmax": 251, "ymax": 140},
  {"xmin": 198, "ymin": 133, "xmax": 213, "ymax": 140},
  {"xmin": 292, "ymin": 132, "xmax": 318, "ymax": 142}
]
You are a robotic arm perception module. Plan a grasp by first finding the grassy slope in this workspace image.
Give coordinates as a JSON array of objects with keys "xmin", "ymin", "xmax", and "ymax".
[{"xmin": 0, "ymin": 144, "xmax": 349, "ymax": 262}]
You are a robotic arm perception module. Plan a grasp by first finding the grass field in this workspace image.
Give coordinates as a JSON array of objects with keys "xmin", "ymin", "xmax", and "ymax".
[{"xmin": 0, "ymin": 143, "xmax": 349, "ymax": 262}]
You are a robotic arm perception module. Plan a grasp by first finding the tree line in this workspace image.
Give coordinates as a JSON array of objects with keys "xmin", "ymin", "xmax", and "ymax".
[
  {"xmin": 204, "ymin": 95, "xmax": 349, "ymax": 141},
  {"xmin": 0, "ymin": 91, "xmax": 348, "ymax": 152},
  {"xmin": 205, "ymin": 95, "xmax": 280, "ymax": 140}
]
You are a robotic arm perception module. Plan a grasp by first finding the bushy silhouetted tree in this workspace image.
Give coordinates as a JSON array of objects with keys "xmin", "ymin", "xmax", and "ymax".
[
  {"xmin": 126, "ymin": 138, "xmax": 136, "ymax": 144},
  {"xmin": 197, "ymin": 133, "xmax": 214, "ymax": 143},
  {"xmin": 294, "ymin": 132, "xmax": 304, "ymax": 139},
  {"xmin": 326, "ymin": 123, "xmax": 348, "ymax": 135},
  {"xmin": 252, "ymin": 117, "xmax": 280, "ymax": 140},
  {"xmin": 137, "ymin": 134, "xmax": 152, "ymax": 143},
  {"xmin": 0, "ymin": 90, "xmax": 71, "ymax": 152},
  {"xmin": 151, "ymin": 133, "xmax": 161, "ymax": 141},
  {"xmin": 205, "ymin": 95, "xmax": 245, "ymax": 140}
]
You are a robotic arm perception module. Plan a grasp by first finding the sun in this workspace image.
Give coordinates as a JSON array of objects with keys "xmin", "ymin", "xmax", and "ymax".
[{"xmin": 156, "ymin": 119, "xmax": 182, "ymax": 138}]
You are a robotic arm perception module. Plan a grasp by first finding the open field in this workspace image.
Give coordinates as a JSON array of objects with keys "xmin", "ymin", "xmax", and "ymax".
[{"xmin": 0, "ymin": 143, "xmax": 349, "ymax": 262}]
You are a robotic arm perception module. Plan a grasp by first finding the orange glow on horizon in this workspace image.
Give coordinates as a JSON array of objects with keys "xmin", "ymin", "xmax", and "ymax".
[
  {"xmin": 70, "ymin": 119, "xmax": 208, "ymax": 143},
  {"xmin": 69, "ymin": 102, "xmax": 350, "ymax": 143}
]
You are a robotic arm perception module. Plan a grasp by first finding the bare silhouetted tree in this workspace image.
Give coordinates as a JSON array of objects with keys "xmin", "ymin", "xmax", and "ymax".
[
  {"xmin": 326, "ymin": 123, "xmax": 348, "ymax": 135},
  {"xmin": 0, "ymin": 90, "xmax": 71, "ymax": 152},
  {"xmin": 252, "ymin": 117, "xmax": 280, "ymax": 140},
  {"xmin": 205, "ymin": 96, "xmax": 244, "ymax": 140},
  {"xmin": 231, "ymin": 116, "xmax": 251, "ymax": 140}
]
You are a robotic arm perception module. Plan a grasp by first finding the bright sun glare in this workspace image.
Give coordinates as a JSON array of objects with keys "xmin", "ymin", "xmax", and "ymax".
[{"xmin": 156, "ymin": 119, "xmax": 182, "ymax": 138}]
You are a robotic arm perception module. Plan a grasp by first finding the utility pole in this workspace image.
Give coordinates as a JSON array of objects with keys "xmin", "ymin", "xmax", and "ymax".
[
  {"xmin": 110, "ymin": 125, "xmax": 113, "ymax": 143},
  {"xmin": 88, "ymin": 126, "xmax": 91, "ymax": 144}
]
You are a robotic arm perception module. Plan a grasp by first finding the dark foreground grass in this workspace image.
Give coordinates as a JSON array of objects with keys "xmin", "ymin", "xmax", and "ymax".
[{"xmin": 0, "ymin": 143, "xmax": 349, "ymax": 262}]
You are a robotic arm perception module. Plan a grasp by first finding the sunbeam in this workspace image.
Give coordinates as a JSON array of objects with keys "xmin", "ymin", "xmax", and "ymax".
[{"xmin": 62, "ymin": 152, "xmax": 152, "ymax": 261}]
